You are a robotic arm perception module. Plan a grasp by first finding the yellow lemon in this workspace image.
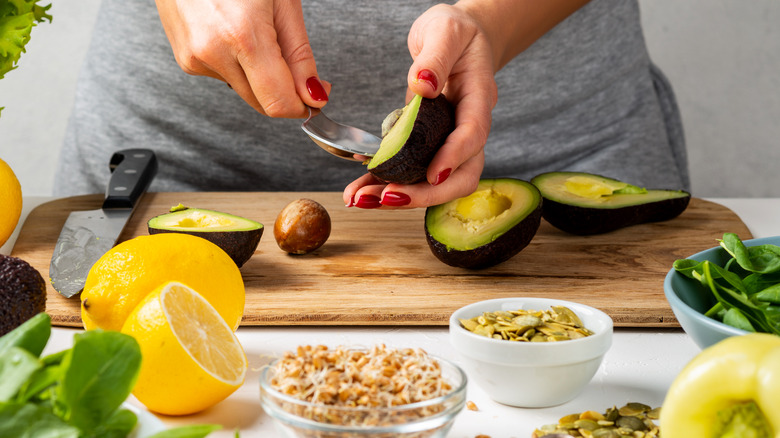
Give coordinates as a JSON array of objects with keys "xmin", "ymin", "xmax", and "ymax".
[
  {"xmin": 122, "ymin": 281, "xmax": 247, "ymax": 415},
  {"xmin": 0, "ymin": 158, "xmax": 22, "ymax": 248},
  {"xmin": 81, "ymin": 233, "xmax": 244, "ymax": 331}
]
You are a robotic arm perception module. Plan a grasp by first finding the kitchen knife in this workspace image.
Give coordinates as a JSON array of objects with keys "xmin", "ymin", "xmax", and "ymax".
[{"xmin": 49, "ymin": 149, "xmax": 158, "ymax": 298}]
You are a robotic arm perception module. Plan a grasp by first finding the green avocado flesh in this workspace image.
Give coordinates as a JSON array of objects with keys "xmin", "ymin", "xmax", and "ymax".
[
  {"xmin": 147, "ymin": 207, "xmax": 263, "ymax": 267},
  {"xmin": 367, "ymin": 94, "xmax": 455, "ymax": 184},
  {"xmin": 425, "ymin": 178, "xmax": 542, "ymax": 269},
  {"xmin": 369, "ymin": 94, "xmax": 421, "ymax": 168},
  {"xmin": 530, "ymin": 171, "xmax": 691, "ymax": 235}
]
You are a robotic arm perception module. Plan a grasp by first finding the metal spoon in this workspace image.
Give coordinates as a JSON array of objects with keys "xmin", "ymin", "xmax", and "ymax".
[{"xmin": 301, "ymin": 106, "xmax": 382, "ymax": 161}]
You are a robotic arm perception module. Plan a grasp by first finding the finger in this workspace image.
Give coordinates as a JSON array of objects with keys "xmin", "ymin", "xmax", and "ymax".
[
  {"xmin": 407, "ymin": 8, "xmax": 476, "ymax": 97},
  {"xmin": 380, "ymin": 151, "xmax": 484, "ymax": 209},
  {"xmin": 344, "ymin": 173, "xmax": 387, "ymax": 209},
  {"xmin": 274, "ymin": 1, "xmax": 329, "ymax": 108},
  {"xmin": 343, "ymin": 173, "xmax": 384, "ymax": 206},
  {"xmin": 232, "ymin": 4, "xmax": 306, "ymax": 118},
  {"xmin": 426, "ymin": 86, "xmax": 494, "ymax": 185}
]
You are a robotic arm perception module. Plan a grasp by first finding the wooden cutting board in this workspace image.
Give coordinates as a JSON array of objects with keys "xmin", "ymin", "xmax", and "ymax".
[{"xmin": 12, "ymin": 192, "xmax": 751, "ymax": 328}]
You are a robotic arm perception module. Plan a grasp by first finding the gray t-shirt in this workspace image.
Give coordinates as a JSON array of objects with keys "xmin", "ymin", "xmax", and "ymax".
[{"xmin": 54, "ymin": 0, "xmax": 689, "ymax": 196}]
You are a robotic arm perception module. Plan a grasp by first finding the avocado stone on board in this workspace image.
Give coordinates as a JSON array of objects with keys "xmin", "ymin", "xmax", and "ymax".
[
  {"xmin": 425, "ymin": 178, "xmax": 542, "ymax": 269},
  {"xmin": 0, "ymin": 254, "xmax": 46, "ymax": 336},
  {"xmin": 147, "ymin": 206, "xmax": 263, "ymax": 267},
  {"xmin": 368, "ymin": 94, "xmax": 455, "ymax": 184},
  {"xmin": 530, "ymin": 171, "xmax": 691, "ymax": 235}
]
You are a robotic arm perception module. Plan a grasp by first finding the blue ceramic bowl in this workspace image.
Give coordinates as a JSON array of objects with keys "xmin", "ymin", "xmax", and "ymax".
[{"xmin": 664, "ymin": 236, "xmax": 780, "ymax": 349}]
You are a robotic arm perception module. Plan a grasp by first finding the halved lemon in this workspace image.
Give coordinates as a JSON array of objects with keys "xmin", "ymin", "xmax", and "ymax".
[{"xmin": 122, "ymin": 281, "xmax": 247, "ymax": 416}]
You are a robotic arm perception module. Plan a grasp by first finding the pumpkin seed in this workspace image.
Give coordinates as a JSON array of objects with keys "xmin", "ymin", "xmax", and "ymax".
[
  {"xmin": 532, "ymin": 403, "xmax": 661, "ymax": 438},
  {"xmin": 459, "ymin": 306, "xmax": 593, "ymax": 342}
]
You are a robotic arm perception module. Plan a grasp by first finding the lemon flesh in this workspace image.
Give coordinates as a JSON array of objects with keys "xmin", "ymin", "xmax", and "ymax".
[{"xmin": 122, "ymin": 281, "xmax": 247, "ymax": 416}]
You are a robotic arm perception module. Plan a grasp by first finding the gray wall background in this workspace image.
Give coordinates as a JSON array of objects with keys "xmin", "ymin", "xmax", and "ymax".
[{"xmin": 1, "ymin": 0, "xmax": 778, "ymax": 197}]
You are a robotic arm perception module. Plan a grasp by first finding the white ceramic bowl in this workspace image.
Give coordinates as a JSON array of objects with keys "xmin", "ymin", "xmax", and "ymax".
[{"xmin": 449, "ymin": 297, "xmax": 613, "ymax": 408}]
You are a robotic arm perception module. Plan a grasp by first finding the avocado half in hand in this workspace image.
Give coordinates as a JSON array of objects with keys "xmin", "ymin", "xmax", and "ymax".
[
  {"xmin": 367, "ymin": 94, "xmax": 455, "ymax": 184},
  {"xmin": 425, "ymin": 178, "xmax": 542, "ymax": 269},
  {"xmin": 147, "ymin": 206, "xmax": 263, "ymax": 267},
  {"xmin": 530, "ymin": 171, "xmax": 691, "ymax": 235}
]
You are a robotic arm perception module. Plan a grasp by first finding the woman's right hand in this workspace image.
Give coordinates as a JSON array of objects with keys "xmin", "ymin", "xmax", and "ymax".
[{"xmin": 154, "ymin": 0, "xmax": 329, "ymax": 118}]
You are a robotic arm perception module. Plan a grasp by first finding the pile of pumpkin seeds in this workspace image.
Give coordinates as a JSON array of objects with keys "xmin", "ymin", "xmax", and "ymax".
[
  {"xmin": 458, "ymin": 306, "xmax": 593, "ymax": 342},
  {"xmin": 532, "ymin": 402, "xmax": 661, "ymax": 438}
]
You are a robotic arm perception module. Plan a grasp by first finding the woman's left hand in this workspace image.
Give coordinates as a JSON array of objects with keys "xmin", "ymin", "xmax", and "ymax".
[{"xmin": 343, "ymin": 3, "xmax": 497, "ymax": 209}]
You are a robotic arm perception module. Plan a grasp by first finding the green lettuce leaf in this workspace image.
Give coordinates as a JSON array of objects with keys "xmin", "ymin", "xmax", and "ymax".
[{"xmin": 0, "ymin": 0, "xmax": 52, "ymax": 79}]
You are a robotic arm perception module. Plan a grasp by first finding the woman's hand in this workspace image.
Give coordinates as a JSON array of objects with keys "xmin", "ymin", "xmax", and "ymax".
[
  {"xmin": 154, "ymin": 0, "xmax": 329, "ymax": 118},
  {"xmin": 343, "ymin": 3, "xmax": 497, "ymax": 209}
]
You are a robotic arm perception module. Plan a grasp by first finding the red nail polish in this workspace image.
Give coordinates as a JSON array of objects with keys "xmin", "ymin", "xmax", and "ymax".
[
  {"xmin": 306, "ymin": 76, "xmax": 329, "ymax": 102},
  {"xmin": 346, "ymin": 195, "xmax": 355, "ymax": 207},
  {"xmin": 355, "ymin": 194, "xmax": 381, "ymax": 209},
  {"xmin": 416, "ymin": 69, "xmax": 438, "ymax": 91},
  {"xmin": 381, "ymin": 191, "xmax": 411, "ymax": 207},
  {"xmin": 434, "ymin": 168, "xmax": 451, "ymax": 186}
]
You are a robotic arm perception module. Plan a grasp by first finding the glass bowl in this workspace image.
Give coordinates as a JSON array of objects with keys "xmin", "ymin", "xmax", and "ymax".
[{"xmin": 259, "ymin": 351, "xmax": 467, "ymax": 438}]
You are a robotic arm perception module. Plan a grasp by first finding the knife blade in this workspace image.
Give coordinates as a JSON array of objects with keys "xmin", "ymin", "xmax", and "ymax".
[{"xmin": 49, "ymin": 149, "xmax": 158, "ymax": 298}]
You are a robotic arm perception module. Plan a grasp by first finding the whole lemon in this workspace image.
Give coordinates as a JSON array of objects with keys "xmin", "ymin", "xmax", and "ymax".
[
  {"xmin": 0, "ymin": 158, "xmax": 22, "ymax": 248},
  {"xmin": 122, "ymin": 281, "xmax": 247, "ymax": 415},
  {"xmin": 81, "ymin": 233, "xmax": 245, "ymax": 331}
]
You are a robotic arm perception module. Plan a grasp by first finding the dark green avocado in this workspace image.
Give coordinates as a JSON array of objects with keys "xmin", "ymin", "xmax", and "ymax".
[
  {"xmin": 531, "ymin": 171, "xmax": 691, "ymax": 235},
  {"xmin": 147, "ymin": 205, "xmax": 263, "ymax": 268},
  {"xmin": 424, "ymin": 178, "xmax": 542, "ymax": 269},
  {"xmin": 367, "ymin": 94, "xmax": 455, "ymax": 184},
  {"xmin": 0, "ymin": 254, "xmax": 46, "ymax": 336}
]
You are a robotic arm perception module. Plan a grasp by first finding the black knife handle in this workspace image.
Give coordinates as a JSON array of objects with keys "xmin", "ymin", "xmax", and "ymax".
[{"xmin": 102, "ymin": 149, "xmax": 158, "ymax": 210}]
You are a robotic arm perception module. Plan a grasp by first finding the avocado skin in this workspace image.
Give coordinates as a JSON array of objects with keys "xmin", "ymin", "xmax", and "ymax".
[
  {"xmin": 0, "ymin": 255, "xmax": 46, "ymax": 336},
  {"xmin": 369, "ymin": 95, "xmax": 455, "ymax": 185},
  {"xmin": 424, "ymin": 201, "xmax": 543, "ymax": 269},
  {"xmin": 147, "ymin": 227, "xmax": 263, "ymax": 268},
  {"xmin": 541, "ymin": 195, "xmax": 691, "ymax": 235}
]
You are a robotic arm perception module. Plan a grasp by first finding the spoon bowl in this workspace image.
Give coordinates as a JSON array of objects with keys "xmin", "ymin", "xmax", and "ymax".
[{"xmin": 301, "ymin": 107, "xmax": 382, "ymax": 161}]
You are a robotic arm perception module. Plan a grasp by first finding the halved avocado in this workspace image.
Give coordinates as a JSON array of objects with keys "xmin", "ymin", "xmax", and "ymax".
[
  {"xmin": 147, "ymin": 205, "xmax": 263, "ymax": 267},
  {"xmin": 367, "ymin": 94, "xmax": 455, "ymax": 184},
  {"xmin": 530, "ymin": 171, "xmax": 691, "ymax": 235},
  {"xmin": 424, "ymin": 178, "xmax": 542, "ymax": 269}
]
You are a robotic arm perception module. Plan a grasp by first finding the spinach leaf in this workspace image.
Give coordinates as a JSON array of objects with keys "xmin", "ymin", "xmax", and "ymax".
[
  {"xmin": 58, "ymin": 330, "xmax": 141, "ymax": 434},
  {"xmin": 720, "ymin": 233, "xmax": 780, "ymax": 274},
  {"xmin": 722, "ymin": 308, "xmax": 756, "ymax": 332},
  {"xmin": 0, "ymin": 312, "xmax": 50, "ymax": 357},
  {"xmin": 0, "ymin": 346, "xmax": 41, "ymax": 402},
  {"xmin": 86, "ymin": 407, "xmax": 138, "ymax": 438},
  {"xmin": 0, "ymin": 402, "xmax": 80, "ymax": 438},
  {"xmin": 148, "ymin": 424, "xmax": 224, "ymax": 438},
  {"xmin": 755, "ymin": 284, "xmax": 780, "ymax": 304},
  {"xmin": 16, "ymin": 361, "xmax": 62, "ymax": 403},
  {"xmin": 676, "ymin": 234, "xmax": 780, "ymax": 335}
]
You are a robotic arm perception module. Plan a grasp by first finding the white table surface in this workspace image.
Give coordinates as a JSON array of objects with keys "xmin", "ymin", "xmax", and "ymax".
[{"xmin": 4, "ymin": 197, "xmax": 779, "ymax": 437}]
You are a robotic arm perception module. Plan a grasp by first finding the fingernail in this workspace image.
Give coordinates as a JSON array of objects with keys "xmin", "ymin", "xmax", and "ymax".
[
  {"xmin": 416, "ymin": 69, "xmax": 438, "ymax": 91},
  {"xmin": 345, "ymin": 195, "xmax": 355, "ymax": 207},
  {"xmin": 433, "ymin": 168, "xmax": 451, "ymax": 186},
  {"xmin": 381, "ymin": 191, "xmax": 411, "ymax": 207},
  {"xmin": 354, "ymin": 194, "xmax": 382, "ymax": 209},
  {"xmin": 306, "ymin": 76, "xmax": 329, "ymax": 102}
]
